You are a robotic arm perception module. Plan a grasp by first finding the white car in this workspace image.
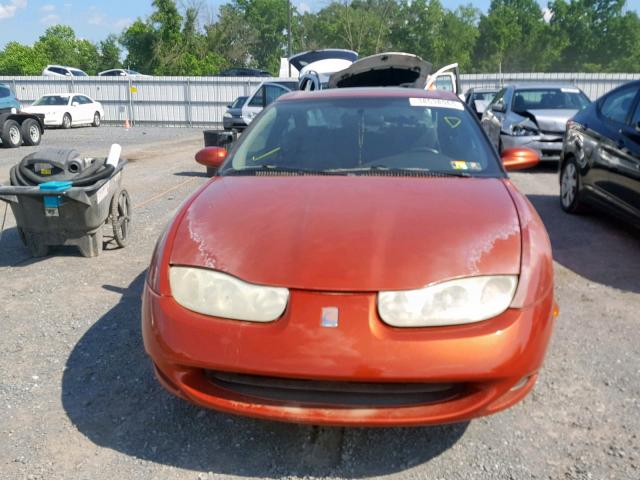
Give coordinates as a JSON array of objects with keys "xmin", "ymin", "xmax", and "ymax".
[
  {"xmin": 22, "ymin": 93, "xmax": 104, "ymax": 129},
  {"xmin": 42, "ymin": 65, "xmax": 88, "ymax": 77},
  {"xmin": 240, "ymin": 80, "xmax": 298, "ymax": 126},
  {"xmin": 98, "ymin": 69, "xmax": 151, "ymax": 77}
]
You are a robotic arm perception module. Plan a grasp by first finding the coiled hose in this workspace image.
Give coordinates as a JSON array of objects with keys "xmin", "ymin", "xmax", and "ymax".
[{"xmin": 10, "ymin": 152, "xmax": 114, "ymax": 187}]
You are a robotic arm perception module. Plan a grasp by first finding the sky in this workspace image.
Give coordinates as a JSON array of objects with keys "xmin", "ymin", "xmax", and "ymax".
[{"xmin": 1, "ymin": 0, "xmax": 640, "ymax": 48}]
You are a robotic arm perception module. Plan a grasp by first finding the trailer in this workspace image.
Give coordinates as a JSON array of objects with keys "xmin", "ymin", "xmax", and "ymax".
[{"xmin": 0, "ymin": 110, "xmax": 45, "ymax": 148}]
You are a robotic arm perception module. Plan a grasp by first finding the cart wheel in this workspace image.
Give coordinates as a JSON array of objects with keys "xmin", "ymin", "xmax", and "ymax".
[{"xmin": 110, "ymin": 188, "xmax": 132, "ymax": 248}]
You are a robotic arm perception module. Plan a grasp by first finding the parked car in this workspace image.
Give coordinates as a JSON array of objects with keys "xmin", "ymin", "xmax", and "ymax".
[
  {"xmin": 464, "ymin": 87, "xmax": 499, "ymax": 119},
  {"xmin": 222, "ymin": 96, "xmax": 249, "ymax": 131},
  {"xmin": 240, "ymin": 80, "xmax": 298, "ymax": 126},
  {"xmin": 42, "ymin": 65, "xmax": 88, "ymax": 77},
  {"xmin": 481, "ymin": 84, "xmax": 590, "ymax": 161},
  {"xmin": 0, "ymin": 83, "xmax": 44, "ymax": 148},
  {"xmin": 22, "ymin": 93, "xmax": 104, "ymax": 129},
  {"xmin": 218, "ymin": 68, "xmax": 272, "ymax": 77},
  {"xmin": 98, "ymin": 68, "xmax": 150, "ymax": 77},
  {"xmin": 560, "ymin": 80, "xmax": 640, "ymax": 226},
  {"xmin": 0, "ymin": 82, "xmax": 21, "ymax": 112},
  {"xmin": 147, "ymin": 87, "xmax": 557, "ymax": 426}
]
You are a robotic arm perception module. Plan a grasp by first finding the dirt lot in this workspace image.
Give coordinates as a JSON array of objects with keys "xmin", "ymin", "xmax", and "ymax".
[{"xmin": 0, "ymin": 131, "xmax": 638, "ymax": 480}]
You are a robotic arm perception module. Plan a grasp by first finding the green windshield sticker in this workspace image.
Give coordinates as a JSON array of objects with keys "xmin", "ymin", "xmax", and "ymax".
[{"xmin": 444, "ymin": 116, "xmax": 462, "ymax": 128}]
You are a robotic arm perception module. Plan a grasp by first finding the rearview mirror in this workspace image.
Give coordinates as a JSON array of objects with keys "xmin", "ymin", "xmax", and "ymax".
[
  {"xmin": 501, "ymin": 148, "xmax": 539, "ymax": 171},
  {"xmin": 195, "ymin": 147, "xmax": 228, "ymax": 174},
  {"xmin": 491, "ymin": 101, "xmax": 506, "ymax": 113}
]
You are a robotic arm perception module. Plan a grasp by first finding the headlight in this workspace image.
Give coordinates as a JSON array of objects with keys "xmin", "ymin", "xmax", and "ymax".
[
  {"xmin": 223, "ymin": 112, "xmax": 232, "ymax": 118},
  {"xmin": 378, "ymin": 275, "xmax": 518, "ymax": 327},
  {"xmin": 169, "ymin": 266, "xmax": 289, "ymax": 322},
  {"xmin": 511, "ymin": 124, "xmax": 539, "ymax": 136}
]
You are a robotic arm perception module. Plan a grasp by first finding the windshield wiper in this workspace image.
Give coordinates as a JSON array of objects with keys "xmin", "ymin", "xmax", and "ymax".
[
  {"xmin": 223, "ymin": 165, "xmax": 339, "ymax": 176},
  {"xmin": 327, "ymin": 166, "xmax": 472, "ymax": 177}
]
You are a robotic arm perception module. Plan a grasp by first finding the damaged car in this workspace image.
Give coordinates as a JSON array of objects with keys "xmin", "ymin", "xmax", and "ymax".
[{"xmin": 481, "ymin": 84, "xmax": 590, "ymax": 161}]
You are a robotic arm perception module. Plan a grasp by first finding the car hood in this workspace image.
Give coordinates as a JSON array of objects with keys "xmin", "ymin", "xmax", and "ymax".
[
  {"xmin": 514, "ymin": 109, "xmax": 577, "ymax": 133},
  {"xmin": 170, "ymin": 177, "xmax": 522, "ymax": 291},
  {"xmin": 327, "ymin": 52, "xmax": 432, "ymax": 89},
  {"xmin": 22, "ymin": 105, "xmax": 66, "ymax": 114}
]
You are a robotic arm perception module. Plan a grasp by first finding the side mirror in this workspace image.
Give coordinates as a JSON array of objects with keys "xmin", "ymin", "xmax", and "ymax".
[
  {"xmin": 501, "ymin": 148, "xmax": 539, "ymax": 171},
  {"xmin": 195, "ymin": 147, "xmax": 228, "ymax": 173},
  {"xmin": 492, "ymin": 101, "xmax": 506, "ymax": 113}
]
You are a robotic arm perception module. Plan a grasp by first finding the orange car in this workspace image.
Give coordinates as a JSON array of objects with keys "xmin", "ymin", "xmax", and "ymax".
[{"xmin": 143, "ymin": 88, "xmax": 557, "ymax": 426}]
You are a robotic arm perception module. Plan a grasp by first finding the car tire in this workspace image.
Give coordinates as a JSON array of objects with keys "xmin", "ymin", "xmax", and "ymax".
[
  {"xmin": 92, "ymin": 112, "xmax": 101, "ymax": 127},
  {"xmin": 62, "ymin": 113, "xmax": 72, "ymax": 129},
  {"xmin": 1, "ymin": 119, "xmax": 22, "ymax": 148},
  {"xmin": 560, "ymin": 157, "xmax": 587, "ymax": 214},
  {"xmin": 21, "ymin": 119, "xmax": 41, "ymax": 146}
]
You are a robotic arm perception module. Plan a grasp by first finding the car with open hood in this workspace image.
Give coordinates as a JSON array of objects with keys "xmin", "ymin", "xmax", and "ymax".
[
  {"xmin": 481, "ymin": 84, "xmax": 590, "ymax": 161},
  {"xmin": 146, "ymin": 87, "xmax": 557, "ymax": 426}
]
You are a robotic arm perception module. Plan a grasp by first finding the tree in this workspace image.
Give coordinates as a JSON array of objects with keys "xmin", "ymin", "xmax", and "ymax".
[
  {"xmin": 473, "ymin": 0, "xmax": 552, "ymax": 72},
  {"xmin": 0, "ymin": 42, "xmax": 48, "ymax": 75},
  {"xmin": 98, "ymin": 35, "xmax": 123, "ymax": 72}
]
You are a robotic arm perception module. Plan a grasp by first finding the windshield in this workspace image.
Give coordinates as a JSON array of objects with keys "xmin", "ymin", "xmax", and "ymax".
[
  {"xmin": 221, "ymin": 96, "xmax": 502, "ymax": 177},
  {"xmin": 512, "ymin": 88, "xmax": 590, "ymax": 111},
  {"xmin": 33, "ymin": 95, "xmax": 69, "ymax": 106},
  {"xmin": 231, "ymin": 96, "xmax": 247, "ymax": 108},
  {"xmin": 472, "ymin": 91, "xmax": 497, "ymax": 102}
]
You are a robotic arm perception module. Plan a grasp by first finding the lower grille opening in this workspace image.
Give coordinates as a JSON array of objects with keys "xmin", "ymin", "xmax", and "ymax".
[{"xmin": 205, "ymin": 371, "xmax": 465, "ymax": 407}]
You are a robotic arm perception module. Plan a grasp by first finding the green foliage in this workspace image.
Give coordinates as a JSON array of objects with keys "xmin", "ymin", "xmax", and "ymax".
[{"xmin": 3, "ymin": 0, "xmax": 640, "ymax": 75}]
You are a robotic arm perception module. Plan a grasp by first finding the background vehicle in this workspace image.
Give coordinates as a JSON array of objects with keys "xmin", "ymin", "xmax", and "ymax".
[
  {"xmin": 98, "ymin": 69, "xmax": 150, "ymax": 77},
  {"xmin": 223, "ymin": 96, "xmax": 248, "ymax": 131},
  {"xmin": 481, "ymin": 84, "xmax": 590, "ymax": 160},
  {"xmin": 294, "ymin": 49, "xmax": 358, "ymax": 91},
  {"xmin": 0, "ymin": 83, "xmax": 44, "ymax": 148},
  {"xmin": 464, "ymin": 87, "xmax": 499, "ymax": 118},
  {"xmin": 327, "ymin": 53, "xmax": 461, "ymax": 94},
  {"xmin": 42, "ymin": 65, "xmax": 88, "ymax": 77},
  {"xmin": 560, "ymin": 80, "xmax": 640, "ymax": 226},
  {"xmin": 0, "ymin": 82, "xmax": 21, "ymax": 111},
  {"xmin": 240, "ymin": 80, "xmax": 298, "ymax": 126},
  {"xmin": 22, "ymin": 93, "xmax": 104, "ymax": 129},
  {"xmin": 218, "ymin": 68, "xmax": 272, "ymax": 77}
]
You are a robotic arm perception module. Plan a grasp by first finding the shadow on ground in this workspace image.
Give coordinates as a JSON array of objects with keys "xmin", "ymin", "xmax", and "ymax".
[
  {"xmin": 527, "ymin": 194, "xmax": 640, "ymax": 293},
  {"xmin": 62, "ymin": 272, "xmax": 468, "ymax": 477}
]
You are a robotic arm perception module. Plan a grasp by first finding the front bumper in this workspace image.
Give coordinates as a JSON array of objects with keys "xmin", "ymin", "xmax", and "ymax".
[
  {"xmin": 223, "ymin": 116, "xmax": 247, "ymax": 130},
  {"xmin": 142, "ymin": 285, "xmax": 556, "ymax": 426},
  {"xmin": 501, "ymin": 133, "xmax": 564, "ymax": 161}
]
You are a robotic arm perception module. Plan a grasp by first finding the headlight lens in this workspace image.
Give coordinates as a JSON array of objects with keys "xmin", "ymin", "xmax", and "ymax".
[
  {"xmin": 511, "ymin": 124, "xmax": 539, "ymax": 136},
  {"xmin": 378, "ymin": 275, "xmax": 518, "ymax": 327},
  {"xmin": 169, "ymin": 266, "xmax": 289, "ymax": 322},
  {"xmin": 223, "ymin": 112, "xmax": 232, "ymax": 118}
]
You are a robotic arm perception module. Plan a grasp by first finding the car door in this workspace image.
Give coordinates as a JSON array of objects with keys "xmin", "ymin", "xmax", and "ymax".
[
  {"xmin": 242, "ymin": 85, "xmax": 266, "ymax": 125},
  {"xmin": 70, "ymin": 95, "xmax": 88, "ymax": 123},
  {"xmin": 481, "ymin": 88, "xmax": 508, "ymax": 149},
  {"xmin": 80, "ymin": 96, "xmax": 97, "ymax": 121},
  {"xmin": 591, "ymin": 85, "xmax": 640, "ymax": 213},
  {"xmin": 606, "ymin": 91, "xmax": 640, "ymax": 217}
]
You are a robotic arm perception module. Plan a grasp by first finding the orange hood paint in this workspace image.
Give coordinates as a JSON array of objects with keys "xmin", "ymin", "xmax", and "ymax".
[{"xmin": 169, "ymin": 176, "xmax": 521, "ymax": 291}]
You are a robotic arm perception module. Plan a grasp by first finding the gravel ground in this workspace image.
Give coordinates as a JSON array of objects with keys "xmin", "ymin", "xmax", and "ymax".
[{"xmin": 0, "ymin": 140, "xmax": 639, "ymax": 480}]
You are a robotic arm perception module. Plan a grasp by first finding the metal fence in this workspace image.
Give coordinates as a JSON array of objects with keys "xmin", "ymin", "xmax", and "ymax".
[{"xmin": 2, "ymin": 72, "xmax": 639, "ymax": 128}]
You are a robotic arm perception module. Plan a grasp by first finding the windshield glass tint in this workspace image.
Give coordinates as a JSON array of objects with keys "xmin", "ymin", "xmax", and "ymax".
[
  {"xmin": 223, "ymin": 96, "xmax": 502, "ymax": 177},
  {"xmin": 231, "ymin": 96, "xmax": 247, "ymax": 108},
  {"xmin": 33, "ymin": 96, "xmax": 69, "ymax": 106},
  {"xmin": 512, "ymin": 88, "xmax": 590, "ymax": 111}
]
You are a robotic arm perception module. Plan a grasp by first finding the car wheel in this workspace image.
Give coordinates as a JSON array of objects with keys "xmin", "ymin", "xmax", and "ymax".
[
  {"xmin": 62, "ymin": 113, "xmax": 72, "ymax": 129},
  {"xmin": 21, "ymin": 119, "xmax": 41, "ymax": 146},
  {"xmin": 1, "ymin": 119, "xmax": 22, "ymax": 148},
  {"xmin": 560, "ymin": 157, "xmax": 587, "ymax": 214},
  {"xmin": 92, "ymin": 112, "xmax": 101, "ymax": 127}
]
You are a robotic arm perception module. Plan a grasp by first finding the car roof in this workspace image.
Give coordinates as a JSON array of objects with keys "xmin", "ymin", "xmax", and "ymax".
[{"xmin": 279, "ymin": 87, "xmax": 461, "ymax": 102}]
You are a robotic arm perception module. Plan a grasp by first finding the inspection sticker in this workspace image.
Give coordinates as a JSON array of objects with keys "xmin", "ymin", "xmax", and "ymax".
[
  {"xmin": 451, "ymin": 160, "xmax": 469, "ymax": 170},
  {"xmin": 409, "ymin": 98, "xmax": 464, "ymax": 110}
]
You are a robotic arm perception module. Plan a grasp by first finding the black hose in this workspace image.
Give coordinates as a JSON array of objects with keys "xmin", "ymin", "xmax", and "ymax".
[{"xmin": 10, "ymin": 155, "xmax": 115, "ymax": 187}]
